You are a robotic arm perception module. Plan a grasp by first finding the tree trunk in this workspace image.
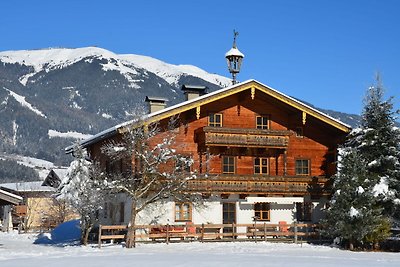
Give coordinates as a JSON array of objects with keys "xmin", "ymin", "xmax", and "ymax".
[
  {"xmin": 349, "ymin": 241, "xmax": 354, "ymax": 251},
  {"xmin": 126, "ymin": 201, "xmax": 137, "ymax": 248},
  {"xmin": 81, "ymin": 221, "xmax": 92, "ymax": 246}
]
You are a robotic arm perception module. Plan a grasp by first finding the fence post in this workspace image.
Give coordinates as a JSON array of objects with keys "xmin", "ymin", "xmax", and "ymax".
[
  {"xmin": 232, "ymin": 223, "xmax": 235, "ymax": 241},
  {"xmin": 98, "ymin": 225, "xmax": 102, "ymax": 248},
  {"xmin": 294, "ymin": 222, "xmax": 298, "ymax": 244},
  {"xmin": 133, "ymin": 225, "xmax": 136, "ymax": 248},
  {"xmin": 166, "ymin": 224, "xmax": 170, "ymax": 245},
  {"xmin": 201, "ymin": 223, "xmax": 204, "ymax": 243},
  {"xmin": 263, "ymin": 222, "xmax": 267, "ymax": 242}
]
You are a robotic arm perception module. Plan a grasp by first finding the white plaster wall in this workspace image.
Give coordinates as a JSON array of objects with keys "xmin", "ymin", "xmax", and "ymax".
[
  {"xmin": 269, "ymin": 203, "xmax": 294, "ymax": 224},
  {"xmin": 192, "ymin": 200, "xmax": 221, "ymax": 224},
  {"xmin": 100, "ymin": 194, "xmax": 327, "ymax": 227}
]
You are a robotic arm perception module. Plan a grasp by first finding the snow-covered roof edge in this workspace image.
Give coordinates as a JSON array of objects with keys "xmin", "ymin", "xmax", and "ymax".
[
  {"xmin": 66, "ymin": 79, "xmax": 351, "ymax": 154},
  {"xmin": 0, "ymin": 188, "xmax": 23, "ymax": 201}
]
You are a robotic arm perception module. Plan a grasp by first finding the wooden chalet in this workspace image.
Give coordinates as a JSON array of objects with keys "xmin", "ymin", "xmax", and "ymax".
[{"xmin": 68, "ymin": 80, "xmax": 351, "ymax": 228}]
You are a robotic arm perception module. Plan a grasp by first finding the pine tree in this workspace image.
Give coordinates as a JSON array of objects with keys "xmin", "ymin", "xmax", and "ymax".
[
  {"xmin": 350, "ymin": 76, "xmax": 400, "ymax": 221},
  {"xmin": 323, "ymin": 147, "xmax": 388, "ymax": 250}
]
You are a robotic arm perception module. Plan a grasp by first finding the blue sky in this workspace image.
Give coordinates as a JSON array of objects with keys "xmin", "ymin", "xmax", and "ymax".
[{"xmin": 1, "ymin": 0, "xmax": 399, "ymax": 117}]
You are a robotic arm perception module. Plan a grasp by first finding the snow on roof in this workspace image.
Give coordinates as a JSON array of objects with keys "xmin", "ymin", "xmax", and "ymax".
[
  {"xmin": 0, "ymin": 181, "xmax": 57, "ymax": 192},
  {"xmin": 145, "ymin": 96, "xmax": 169, "ymax": 102},
  {"xmin": 66, "ymin": 79, "xmax": 351, "ymax": 153},
  {"xmin": 181, "ymin": 85, "xmax": 208, "ymax": 90},
  {"xmin": 0, "ymin": 188, "xmax": 23, "ymax": 201},
  {"xmin": 51, "ymin": 168, "xmax": 68, "ymax": 179},
  {"xmin": 225, "ymin": 47, "xmax": 244, "ymax": 58}
]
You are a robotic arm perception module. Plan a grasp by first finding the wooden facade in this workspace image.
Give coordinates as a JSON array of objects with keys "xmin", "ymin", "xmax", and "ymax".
[
  {"xmin": 85, "ymin": 80, "xmax": 349, "ymax": 199},
  {"xmin": 78, "ymin": 80, "xmax": 351, "ymax": 226}
]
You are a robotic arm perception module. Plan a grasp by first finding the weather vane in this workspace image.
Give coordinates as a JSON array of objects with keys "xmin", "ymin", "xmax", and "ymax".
[{"xmin": 233, "ymin": 30, "xmax": 239, "ymax": 48}]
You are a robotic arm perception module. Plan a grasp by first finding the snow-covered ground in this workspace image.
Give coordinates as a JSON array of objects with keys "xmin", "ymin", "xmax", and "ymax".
[{"xmin": 1, "ymin": 232, "xmax": 400, "ymax": 267}]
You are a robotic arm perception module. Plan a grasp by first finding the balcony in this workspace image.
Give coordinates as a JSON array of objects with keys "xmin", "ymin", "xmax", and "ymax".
[
  {"xmin": 187, "ymin": 175, "xmax": 330, "ymax": 196},
  {"xmin": 195, "ymin": 127, "xmax": 290, "ymax": 148}
]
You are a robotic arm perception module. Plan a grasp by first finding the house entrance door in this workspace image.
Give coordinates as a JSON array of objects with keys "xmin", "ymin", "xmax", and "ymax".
[{"xmin": 223, "ymin": 202, "xmax": 236, "ymax": 236}]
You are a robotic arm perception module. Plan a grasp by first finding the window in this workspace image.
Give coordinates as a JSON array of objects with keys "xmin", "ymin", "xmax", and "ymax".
[
  {"xmin": 295, "ymin": 159, "xmax": 310, "ymax": 175},
  {"xmin": 256, "ymin": 115, "xmax": 269, "ymax": 129},
  {"xmin": 295, "ymin": 127, "xmax": 303, "ymax": 137},
  {"xmin": 176, "ymin": 156, "xmax": 191, "ymax": 172},
  {"xmin": 223, "ymin": 202, "xmax": 236, "ymax": 234},
  {"xmin": 254, "ymin": 203, "xmax": 270, "ymax": 221},
  {"xmin": 209, "ymin": 113, "xmax": 222, "ymax": 127},
  {"xmin": 175, "ymin": 202, "xmax": 192, "ymax": 222},
  {"xmin": 222, "ymin": 156, "xmax": 235, "ymax": 174},
  {"xmin": 296, "ymin": 202, "xmax": 313, "ymax": 221},
  {"xmin": 254, "ymin": 157, "xmax": 269, "ymax": 174}
]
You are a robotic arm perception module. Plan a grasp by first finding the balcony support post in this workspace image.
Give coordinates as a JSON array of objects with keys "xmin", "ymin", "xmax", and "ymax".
[
  {"xmin": 284, "ymin": 149, "xmax": 287, "ymax": 176},
  {"xmin": 206, "ymin": 147, "xmax": 210, "ymax": 175},
  {"xmin": 199, "ymin": 152, "xmax": 203, "ymax": 174}
]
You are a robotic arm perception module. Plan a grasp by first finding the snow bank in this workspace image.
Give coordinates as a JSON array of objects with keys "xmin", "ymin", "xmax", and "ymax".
[{"xmin": 1, "ymin": 231, "xmax": 400, "ymax": 267}]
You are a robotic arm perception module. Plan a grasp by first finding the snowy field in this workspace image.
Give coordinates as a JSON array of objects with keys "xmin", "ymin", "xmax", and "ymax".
[{"xmin": 1, "ymin": 232, "xmax": 400, "ymax": 267}]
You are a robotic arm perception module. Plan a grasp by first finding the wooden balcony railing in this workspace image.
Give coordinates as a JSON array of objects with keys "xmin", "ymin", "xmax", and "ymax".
[
  {"xmin": 195, "ymin": 127, "xmax": 291, "ymax": 148},
  {"xmin": 187, "ymin": 175, "xmax": 330, "ymax": 195}
]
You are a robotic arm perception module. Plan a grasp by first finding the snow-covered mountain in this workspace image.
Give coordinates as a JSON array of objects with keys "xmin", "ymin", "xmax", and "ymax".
[
  {"xmin": 0, "ymin": 46, "xmax": 361, "ymax": 182},
  {"xmin": 0, "ymin": 47, "xmax": 231, "ymax": 181},
  {"xmin": 0, "ymin": 47, "xmax": 230, "ymax": 88}
]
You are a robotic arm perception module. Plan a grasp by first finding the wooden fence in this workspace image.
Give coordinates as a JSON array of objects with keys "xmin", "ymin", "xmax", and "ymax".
[{"xmin": 98, "ymin": 222, "xmax": 320, "ymax": 248}]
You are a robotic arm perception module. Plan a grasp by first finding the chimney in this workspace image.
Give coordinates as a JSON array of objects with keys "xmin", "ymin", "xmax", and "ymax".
[
  {"xmin": 145, "ymin": 96, "xmax": 168, "ymax": 114},
  {"xmin": 181, "ymin": 85, "xmax": 208, "ymax": 101}
]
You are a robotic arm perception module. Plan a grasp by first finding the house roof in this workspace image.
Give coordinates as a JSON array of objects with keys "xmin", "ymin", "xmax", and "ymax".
[
  {"xmin": 0, "ymin": 188, "xmax": 23, "ymax": 205},
  {"xmin": 65, "ymin": 79, "xmax": 351, "ymax": 153},
  {"xmin": 0, "ymin": 181, "xmax": 57, "ymax": 193}
]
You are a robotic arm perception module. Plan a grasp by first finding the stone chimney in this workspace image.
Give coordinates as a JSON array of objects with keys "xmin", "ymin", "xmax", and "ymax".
[
  {"xmin": 145, "ymin": 96, "xmax": 168, "ymax": 114},
  {"xmin": 181, "ymin": 85, "xmax": 208, "ymax": 101}
]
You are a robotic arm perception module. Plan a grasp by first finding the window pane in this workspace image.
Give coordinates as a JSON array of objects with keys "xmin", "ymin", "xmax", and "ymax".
[{"xmin": 296, "ymin": 159, "xmax": 309, "ymax": 175}]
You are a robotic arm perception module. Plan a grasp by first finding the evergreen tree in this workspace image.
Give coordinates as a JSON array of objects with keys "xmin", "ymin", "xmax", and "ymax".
[
  {"xmin": 323, "ymin": 148, "xmax": 388, "ymax": 250},
  {"xmin": 57, "ymin": 144, "xmax": 106, "ymax": 245},
  {"xmin": 349, "ymin": 77, "xmax": 400, "ymax": 221}
]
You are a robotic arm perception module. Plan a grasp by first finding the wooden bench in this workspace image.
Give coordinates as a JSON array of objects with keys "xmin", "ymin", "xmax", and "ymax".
[
  {"xmin": 247, "ymin": 225, "xmax": 278, "ymax": 239},
  {"xmin": 149, "ymin": 226, "xmax": 187, "ymax": 241}
]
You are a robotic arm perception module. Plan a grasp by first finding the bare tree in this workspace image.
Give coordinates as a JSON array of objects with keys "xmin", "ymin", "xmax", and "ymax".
[{"xmin": 101, "ymin": 116, "xmax": 200, "ymax": 248}]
